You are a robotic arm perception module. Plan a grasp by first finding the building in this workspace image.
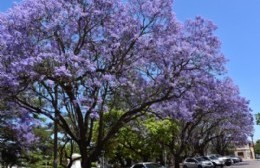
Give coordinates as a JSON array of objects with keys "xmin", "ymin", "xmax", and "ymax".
[{"xmin": 234, "ymin": 143, "xmax": 255, "ymax": 160}]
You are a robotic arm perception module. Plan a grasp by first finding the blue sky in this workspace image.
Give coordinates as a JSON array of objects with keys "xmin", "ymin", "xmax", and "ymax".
[
  {"xmin": 1, "ymin": 0, "xmax": 260, "ymax": 140},
  {"xmin": 0, "ymin": 0, "xmax": 17, "ymax": 12}
]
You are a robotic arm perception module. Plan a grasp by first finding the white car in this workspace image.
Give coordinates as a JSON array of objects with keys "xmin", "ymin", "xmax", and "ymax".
[
  {"xmin": 208, "ymin": 154, "xmax": 232, "ymax": 166},
  {"xmin": 130, "ymin": 162, "xmax": 163, "ymax": 168},
  {"xmin": 203, "ymin": 156, "xmax": 224, "ymax": 168},
  {"xmin": 183, "ymin": 157, "xmax": 214, "ymax": 168}
]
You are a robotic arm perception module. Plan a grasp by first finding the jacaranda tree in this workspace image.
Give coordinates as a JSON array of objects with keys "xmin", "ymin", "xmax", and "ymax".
[
  {"xmin": 157, "ymin": 77, "xmax": 253, "ymax": 168},
  {"xmin": 0, "ymin": 0, "xmax": 228, "ymax": 167},
  {"xmin": 0, "ymin": 102, "xmax": 38, "ymax": 167},
  {"xmin": 186, "ymin": 78, "xmax": 254, "ymax": 155}
]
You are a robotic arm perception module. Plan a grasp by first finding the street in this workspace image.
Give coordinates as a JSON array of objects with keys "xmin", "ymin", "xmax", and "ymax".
[{"xmin": 229, "ymin": 160, "xmax": 260, "ymax": 168}]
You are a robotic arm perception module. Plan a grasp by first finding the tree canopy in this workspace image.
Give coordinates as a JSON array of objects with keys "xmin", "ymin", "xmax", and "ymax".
[{"xmin": 0, "ymin": 0, "xmax": 254, "ymax": 168}]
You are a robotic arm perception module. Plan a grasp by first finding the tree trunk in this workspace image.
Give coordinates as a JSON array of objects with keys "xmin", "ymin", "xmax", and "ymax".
[
  {"xmin": 174, "ymin": 155, "xmax": 182, "ymax": 168},
  {"xmin": 80, "ymin": 142, "xmax": 91, "ymax": 168},
  {"xmin": 142, "ymin": 155, "xmax": 149, "ymax": 162},
  {"xmin": 81, "ymin": 158, "xmax": 92, "ymax": 168},
  {"xmin": 197, "ymin": 145, "xmax": 205, "ymax": 156}
]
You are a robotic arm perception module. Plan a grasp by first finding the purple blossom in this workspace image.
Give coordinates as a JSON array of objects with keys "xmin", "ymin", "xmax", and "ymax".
[
  {"xmin": 0, "ymin": 0, "xmax": 254, "ymax": 163},
  {"xmin": 90, "ymin": 111, "xmax": 99, "ymax": 120}
]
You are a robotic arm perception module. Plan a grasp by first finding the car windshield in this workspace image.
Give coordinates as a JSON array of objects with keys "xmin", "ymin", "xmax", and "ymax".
[
  {"xmin": 202, "ymin": 157, "xmax": 210, "ymax": 160},
  {"xmin": 145, "ymin": 163, "xmax": 161, "ymax": 168},
  {"xmin": 209, "ymin": 156, "xmax": 218, "ymax": 160},
  {"xmin": 195, "ymin": 157, "xmax": 206, "ymax": 161}
]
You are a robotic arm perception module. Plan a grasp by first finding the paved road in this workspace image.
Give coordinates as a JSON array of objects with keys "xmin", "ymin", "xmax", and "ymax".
[{"xmin": 228, "ymin": 160, "xmax": 260, "ymax": 168}]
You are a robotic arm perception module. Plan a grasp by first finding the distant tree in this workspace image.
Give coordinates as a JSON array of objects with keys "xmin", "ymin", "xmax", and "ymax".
[
  {"xmin": 256, "ymin": 114, "xmax": 260, "ymax": 125},
  {"xmin": 103, "ymin": 113, "xmax": 177, "ymax": 167},
  {"xmin": 254, "ymin": 140, "xmax": 260, "ymax": 155},
  {"xmin": 24, "ymin": 126, "xmax": 53, "ymax": 168},
  {"xmin": 191, "ymin": 79, "xmax": 253, "ymax": 155},
  {"xmin": 0, "ymin": 102, "xmax": 38, "ymax": 168},
  {"xmin": 162, "ymin": 78, "xmax": 253, "ymax": 168}
]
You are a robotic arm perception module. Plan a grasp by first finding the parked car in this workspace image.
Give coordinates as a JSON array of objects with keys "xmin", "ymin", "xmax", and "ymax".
[
  {"xmin": 183, "ymin": 157, "xmax": 214, "ymax": 168},
  {"xmin": 130, "ymin": 162, "xmax": 163, "ymax": 168},
  {"xmin": 228, "ymin": 155, "xmax": 242, "ymax": 163},
  {"xmin": 202, "ymin": 156, "xmax": 224, "ymax": 168},
  {"xmin": 208, "ymin": 154, "xmax": 232, "ymax": 166},
  {"xmin": 224, "ymin": 158, "xmax": 232, "ymax": 166}
]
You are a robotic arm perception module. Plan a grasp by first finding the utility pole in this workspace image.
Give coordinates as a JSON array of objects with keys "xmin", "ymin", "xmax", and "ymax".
[{"xmin": 251, "ymin": 134, "xmax": 256, "ymax": 159}]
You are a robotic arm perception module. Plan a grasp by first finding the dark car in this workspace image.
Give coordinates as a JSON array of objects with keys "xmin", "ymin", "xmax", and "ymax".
[{"xmin": 224, "ymin": 158, "xmax": 232, "ymax": 166}]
